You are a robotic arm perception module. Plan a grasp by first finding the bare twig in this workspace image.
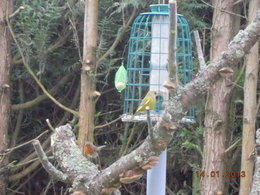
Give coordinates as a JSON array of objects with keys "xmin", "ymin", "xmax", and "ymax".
[
  {"xmin": 95, "ymin": 117, "xmax": 121, "ymax": 129},
  {"xmin": 0, "ymin": 155, "xmax": 53, "ymax": 174},
  {"xmin": 225, "ymin": 138, "xmax": 242, "ymax": 154},
  {"xmin": 231, "ymin": 62, "xmax": 246, "ymax": 91},
  {"xmin": 8, "ymin": 6, "xmax": 25, "ymax": 19},
  {"xmin": 46, "ymin": 119, "xmax": 55, "ymax": 132},
  {"xmin": 8, "ymin": 150, "xmax": 52, "ymax": 182},
  {"xmin": 168, "ymin": 0, "xmax": 178, "ymax": 85},
  {"xmin": 250, "ymin": 129, "xmax": 260, "ymax": 194},
  {"xmin": 229, "ymin": 80, "xmax": 244, "ymax": 89},
  {"xmin": 32, "ymin": 140, "xmax": 68, "ymax": 182},
  {"xmin": 193, "ymin": 30, "xmax": 207, "ymax": 69},
  {"xmin": 10, "ymin": 80, "xmax": 24, "ymax": 148},
  {"xmin": 4, "ymin": 130, "xmax": 50, "ymax": 155},
  {"xmin": 68, "ymin": 16, "xmax": 83, "ymax": 63},
  {"xmin": 42, "ymin": 179, "xmax": 52, "ymax": 195},
  {"xmin": 66, "ymin": 2, "xmax": 83, "ymax": 63},
  {"xmin": 200, "ymin": 0, "xmax": 247, "ymax": 19},
  {"xmin": 9, "ymin": 166, "xmax": 42, "ymax": 194},
  {"xmin": 256, "ymin": 95, "xmax": 260, "ymax": 117},
  {"xmin": 0, "ymin": 161, "xmax": 16, "ymax": 174},
  {"xmin": 6, "ymin": 17, "xmax": 79, "ymax": 117},
  {"xmin": 97, "ymin": 8, "xmax": 137, "ymax": 64},
  {"xmin": 15, "ymin": 156, "xmax": 53, "ymax": 169},
  {"xmin": 146, "ymin": 106, "xmax": 154, "ymax": 141},
  {"xmin": 203, "ymin": 27, "xmax": 206, "ymax": 55},
  {"xmin": 46, "ymin": 28, "xmax": 72, "ymax": 54},
  {"xmin": 6, "ymin": 188, "xmax": 25, "ymax": 195},
  {"xmin": 11, "ymin": 74, "xmax": 73, "ymax": 111}
]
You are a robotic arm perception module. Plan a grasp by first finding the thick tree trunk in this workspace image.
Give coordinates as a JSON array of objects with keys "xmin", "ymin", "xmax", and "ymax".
[
  {"xmin": 250, "ymin": 129, "xmax": 260, "ymax": 195},
  {"xmin": 239, "ymin": 0, "xmax": 260, "ymax": 194},
  {"xmin": 0, "ymin": 1, "xmax": 12, "ymax": 194},
  {"xmin": 201, "ymin": 0, "xmax": 235, "ymax": 194},
  {"xmin": 78, "ymin": 0, "xmax": 99, "ymax": 149}
]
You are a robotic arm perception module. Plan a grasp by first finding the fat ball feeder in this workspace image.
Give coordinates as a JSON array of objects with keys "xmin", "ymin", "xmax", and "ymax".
[
  {"xmin": 122, "ymin": 4, "xmax": 194, "ymax": 123},
  {"xmin": 117, "ymin": 4, "xmax": 195, "ymax": 195}
]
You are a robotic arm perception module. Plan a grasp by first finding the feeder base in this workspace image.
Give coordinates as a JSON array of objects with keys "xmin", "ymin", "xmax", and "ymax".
[{"xmin": 121, "ymin": 114, "xmax": 195, "ymax": 123}]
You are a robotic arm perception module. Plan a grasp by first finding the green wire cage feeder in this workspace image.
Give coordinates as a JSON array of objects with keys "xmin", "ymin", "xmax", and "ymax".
[{"xmin": 122, "ymin": 4, "xmax": 195, "ymax": 122}]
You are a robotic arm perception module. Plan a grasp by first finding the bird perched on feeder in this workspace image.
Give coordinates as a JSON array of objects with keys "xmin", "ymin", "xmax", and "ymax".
[{"xmin": 135, "ymin": 91, "xmax": 157, "ymax": 114}]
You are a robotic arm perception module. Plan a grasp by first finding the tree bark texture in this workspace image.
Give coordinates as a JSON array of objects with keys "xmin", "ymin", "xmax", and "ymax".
[
  {"xmin": 39, "ymin": 14, "xmax": 260, "ymax": 194},
  {"xmin": 0, "ymin": 1, "xmax": 12, "ymax": 194},
  {"xmin": 240, "ymin": 1, "xmax": 260, "ymax": 194},
  {"xmin": 250, "ymin": 129, "xmax": 260, "ymax": 195},
  {"xmin": 168, "ymin": 0, "xmax": 178, "ymax": 83},
  {"xmin": 78, "ymin": 0, "xmax": 99, "ymax": 149},
  {"xmin": 201, "ymin": 0, "xmax": 236, "ymax": 194}
]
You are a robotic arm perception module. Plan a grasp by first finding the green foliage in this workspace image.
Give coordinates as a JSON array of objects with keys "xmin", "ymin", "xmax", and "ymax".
[
  {"xmin": 169, "ymin": 125, "xmax": 203, "ymax": 169},
  {"xmin": 107, "ymin": 0, "xmax": 147, "ymax": 16},
  {"xmin": 12, "ymin": 0, "xmax": 83, "ymax": 81},
  {"xmin": 8, "ymin": 0, "xmax": 216, "ymax": 194},
  {"xmin": 177, "ymin": 0, "xmax": 211, "ymax": 30},
  {"xmin": 14, "ymin": 0, "xmax": 62, "ymax": 55}
]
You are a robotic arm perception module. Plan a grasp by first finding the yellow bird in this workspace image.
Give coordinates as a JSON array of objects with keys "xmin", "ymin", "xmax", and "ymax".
[{"xmin": 135, "ymin": 91, "xmax": 157, "ymax": 114}]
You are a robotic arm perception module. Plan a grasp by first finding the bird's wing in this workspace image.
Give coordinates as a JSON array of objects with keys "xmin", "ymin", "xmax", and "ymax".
[{"xmin": 141, "ymin": 98, "xmax": 150, "ymax": 107}]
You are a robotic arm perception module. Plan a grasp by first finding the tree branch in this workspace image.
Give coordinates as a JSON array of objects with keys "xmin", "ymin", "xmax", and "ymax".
[
  {"xmin": 168, "ymin": 0, "xmax": 178, "ymax": 85},
  {"xmin": 3, "ymin": 130, "xmax": 49, "ymax": 155},
  {"xmin": 95, "ymin": 10, "xmax": 260, "ymax": 192},
  {"xmin": 250, "ymin": 128, "xmax": 260, "ymax": 195},
  {"xmin": 193, "ymin": 30, "xmax": 207, "ymax": 69},
  {"xmin": 11, "ymin": 74, "xmax": 73, "ymax": 110},
  {"xmin": 32, "ymin": 140, "xmax": 69, "ymax": 182},
  {"xmin": 37, "ymin": 11, "xmax": 260, "ymax": 195},
  {"xmin": 50, "ymin": 124, "xmax": 100, "ymax": 187},
  {"xmin": 6, "ymin": 18, "xmax": 79, "ymax": 117},
  {"xmin": 97, "ymin": 8, "xmax": 137, "ymax": 65},
  {"xmin": 8, "ymin": 6, "xmax": 24, "ymax": 19},
  {"xmin": 200, "ymin": 0, "xmax": 247, "ymax": 19},
  {"xmin": 146, "ymin": 107, "xmax": 154, "ymax": 141}
]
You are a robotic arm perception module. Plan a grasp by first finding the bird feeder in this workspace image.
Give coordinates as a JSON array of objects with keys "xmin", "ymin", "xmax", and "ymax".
[{"xmin": 122, "ymin": 4, "xmax": 194, "ymax": 122}]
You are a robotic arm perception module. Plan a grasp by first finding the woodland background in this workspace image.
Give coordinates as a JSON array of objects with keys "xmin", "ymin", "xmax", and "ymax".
[{"xmin": 0, "ymin": 0, "xmax": 259, "ymax": 194}]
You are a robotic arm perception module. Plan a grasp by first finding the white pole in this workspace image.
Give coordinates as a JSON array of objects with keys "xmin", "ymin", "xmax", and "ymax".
[
  {"xmin": 147, "ymin": 149, "xmax": 167, "ymax": 195},
  {"xmin": 148, "ymin": 12, "xmax": 169, "ymax": 195}
]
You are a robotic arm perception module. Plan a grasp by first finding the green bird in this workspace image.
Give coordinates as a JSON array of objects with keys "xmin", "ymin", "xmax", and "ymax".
[{"xmin": 135, "ymin": 91, "xmax": 157, "ymax": 114}]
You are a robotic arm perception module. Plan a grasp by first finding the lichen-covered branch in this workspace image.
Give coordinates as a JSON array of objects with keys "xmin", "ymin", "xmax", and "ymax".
[
  {"xmin": 32, "ymin": 140, "xmax": 68, "ymax": 182},
  {"xmin": 50, "ymin": 124, "xmax": 100, "ymax": 191},
  {"xmin": 95, "ymin": 10, "xmax": 260, "ymax": 192},
  {"xmin": 36, "ymin": 11, "xmax": 260, "ymax": 195}
]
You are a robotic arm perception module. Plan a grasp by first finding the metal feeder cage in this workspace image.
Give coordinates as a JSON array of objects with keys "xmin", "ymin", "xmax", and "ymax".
[{"xmin": 122, "ymin": 4, "xmax": 195, "ymax": 122}]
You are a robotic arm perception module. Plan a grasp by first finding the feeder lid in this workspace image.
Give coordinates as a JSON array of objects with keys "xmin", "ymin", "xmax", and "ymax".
[
  {"xmin": 140, "ymin": 4, "xmax": 182, "ymax": 16},
  {"xmin": 150, "ymin": 4, "xmax": 169, "ymax": 13}
]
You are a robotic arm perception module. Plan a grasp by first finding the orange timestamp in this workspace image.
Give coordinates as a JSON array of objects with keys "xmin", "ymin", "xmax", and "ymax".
[{"xmin": 195, "ymin": 171, "xmax": 246, "ymax": 178}]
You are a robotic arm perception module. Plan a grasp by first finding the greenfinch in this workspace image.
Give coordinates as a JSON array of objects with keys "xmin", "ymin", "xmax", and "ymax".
[{"xmin": 135, "ymin": 91, "xmax": 157, "ymax": 114}]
